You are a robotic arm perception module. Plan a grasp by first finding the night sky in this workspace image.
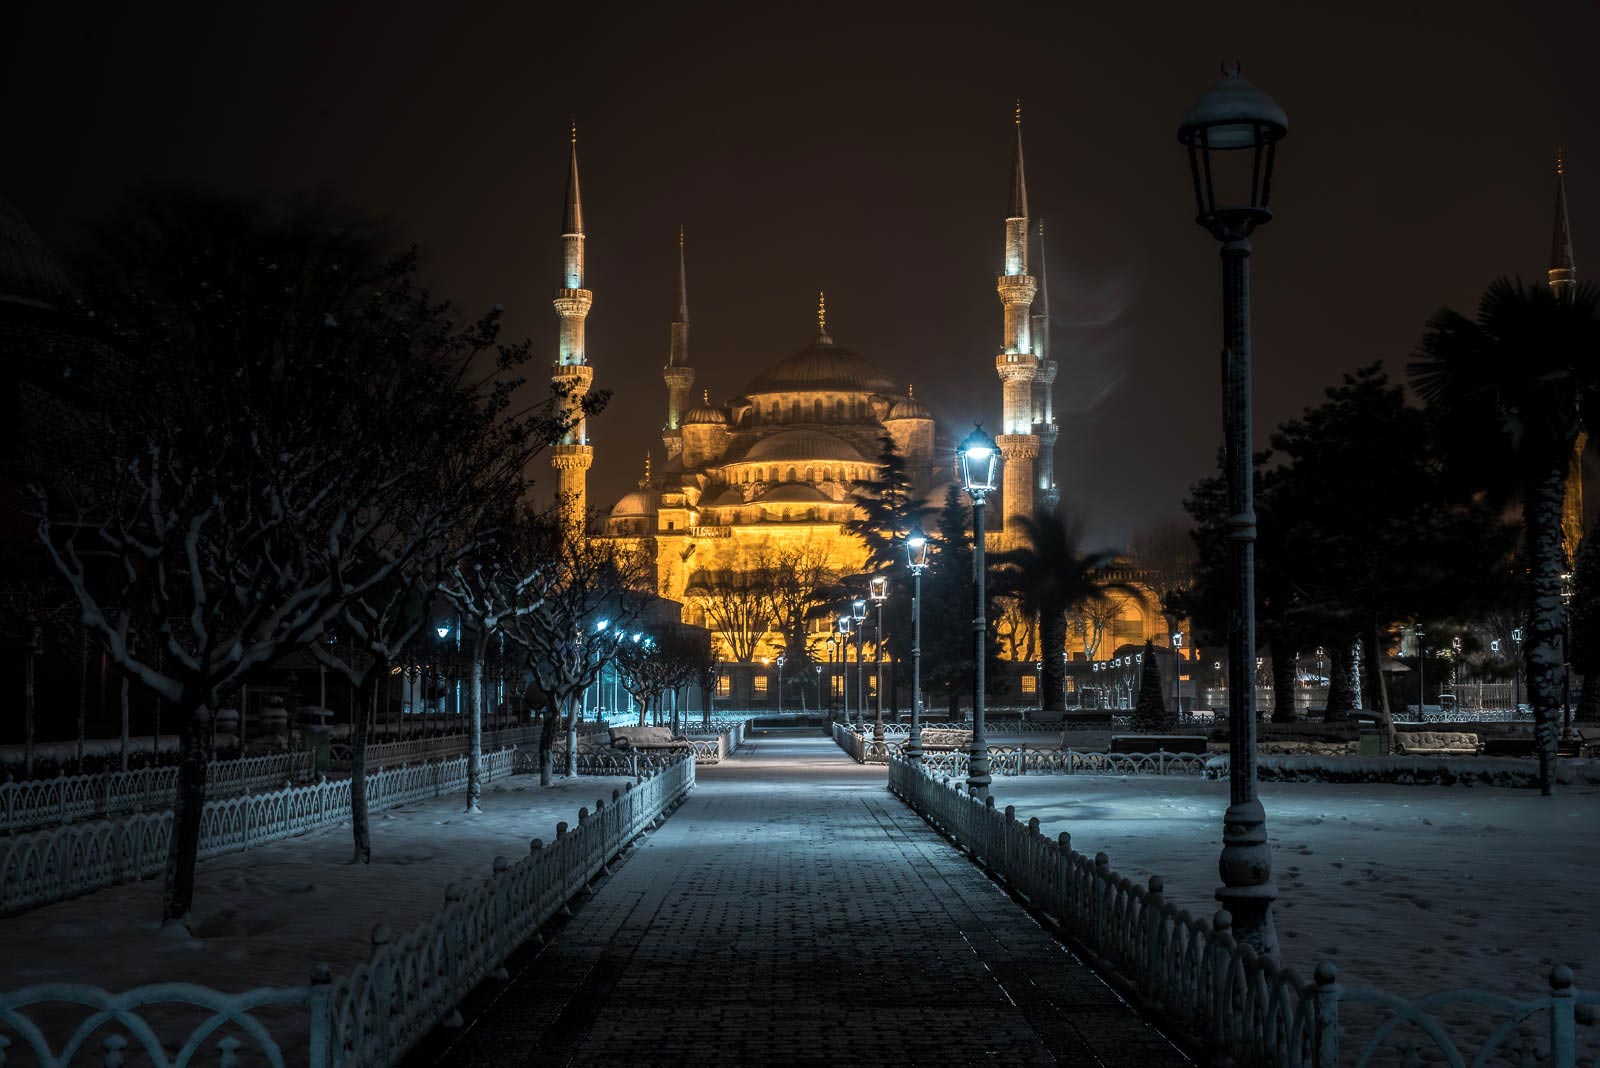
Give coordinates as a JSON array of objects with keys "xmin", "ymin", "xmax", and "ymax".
[{"xmin": 5, "ymin": 1, "xmax": 1596, "ymax": 546}]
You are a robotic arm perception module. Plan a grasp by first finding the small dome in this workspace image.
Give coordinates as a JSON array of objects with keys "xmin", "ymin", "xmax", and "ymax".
[
  {"xmin": 743, "ymin": 430, "xmax": 866, "ymax": 464},
  {"xmin": 682, "ymin": 399, "xmax": 727, "ymax": 425},
  {"xmin": 887, "ymin": 396, "xmax": 932, "ymax": 420},
  {"xmin": 756, "ymin": 482, "xmax": 830, "ymax": 505},
  {"xmin": 744, "ymin": 340, "xmax": 896, "ymax": 396},
  {"xmin": 610, "ymin": 487, "xmax": 663, "ymax": 518}
]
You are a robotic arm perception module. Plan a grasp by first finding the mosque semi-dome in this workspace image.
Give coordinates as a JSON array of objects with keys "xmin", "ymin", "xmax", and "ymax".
[
  {"xmin": 887, "ymin": 395, "xmax": 932, "ymax": 420},
  {"xmin": 609, "ymin": 486, "xmax": 663, "ymax": 517},
  {"xmin": 742, "ymin": 340, "xmax": 897, "ymax": 396},
  {"xmin": 755, "ymin": 481, "xmax": 831, "ymax": 505},
  {"xmin": 682, "ymin": 400, "xmax": 727, "ymax": 425},
  {"xmin": 741, "ymin": 429, "xmax": 866, "ymax": 464}
]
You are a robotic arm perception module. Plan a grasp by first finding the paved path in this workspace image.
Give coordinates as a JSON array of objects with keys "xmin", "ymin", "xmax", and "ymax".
[{"xmin": 417, "ymin": 731, "xmax": 1187, "ymax": 1067}]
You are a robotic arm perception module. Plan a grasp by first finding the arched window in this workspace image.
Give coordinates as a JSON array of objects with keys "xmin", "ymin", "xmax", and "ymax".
[
  {"xmin": 787, "ymin": 466, "xmax": 798, "ymax": 482},
  {"xmin": 813, "ymin": 399, "xmax": 823, "ymax": 421},
  {"xmin": 834, "ymin": 399, "xmax": 845, "ymax": 419},
  {"xmin": 804, "ymin": 466, "xmax": 814, "ymax": 482},
  {"xmin": 789, "ymin": 400, "xmax": 801, "ymax": 421}
]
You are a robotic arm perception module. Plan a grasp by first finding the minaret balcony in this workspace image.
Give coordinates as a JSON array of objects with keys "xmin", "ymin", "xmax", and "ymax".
[
  {"xmin": 552, "ymin": 289, "xmax": 593, "ymax": 316},
  {"xmin": 995, "ymin": 353, "xmax": 1040, "ymax": 378},
  {"xmin": 996, "ymin": 276, "xmax": 1037, "ymax": 305}
]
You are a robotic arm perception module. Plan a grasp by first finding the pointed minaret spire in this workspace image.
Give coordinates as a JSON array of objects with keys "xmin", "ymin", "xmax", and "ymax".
[
  {"xmin": 640, "ymin": 452, "xmax": 652, "ymax": 487},
  {"xmin": 1009, "ymin": 100, "xmax": 1029, "ymax": 222},
  {"xmin": 816, "ymin": 291, "xmax": 832, "ymax": 344},
  {"xmin": 563, "ymin": 121, "xmax": 584, "ymax": 239},
  {"xmin": 662, "ymin": 227, "xmax": 695, "ymax": 458},
  {"xmin": 1032, "ymin": 218, "xmax": 1050, "ymax": 357},
  {"xmin": 1551, "ymin": 151, "xmax": 1577, "ymax": 300}
]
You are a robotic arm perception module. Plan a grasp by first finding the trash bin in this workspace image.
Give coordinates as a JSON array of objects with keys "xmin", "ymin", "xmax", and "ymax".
[
  {"xmin": 1357, "ymin": 728, "xmax": 1385, "ymax": 757},
  {"xmin": 297, "ymin": 725, "xmax": 333, "ymax": 772}
]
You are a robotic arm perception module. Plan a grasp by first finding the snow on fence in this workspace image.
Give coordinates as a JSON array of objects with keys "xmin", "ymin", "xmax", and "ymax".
[
  {"xmin": 888, "ymin": 756, "xmax": 1600, "ymax": 1067},
  {"xmin": 830, "ymin": 723, "xmax": 1212, "ymax": 777},
  {"xmin": 682, "ymin": 721, "xmax": 746, "ymax": 764},
  {"xmin": 0, "ymin": 750, "xmax": 519, "ymax": 916},
  {"xmin": 0, "ymin": 753, "xmax": 315, "ymax": 834},
  {"xmin": 0, "ymin": 752, "xmax": 695, "ymax": 1068}
]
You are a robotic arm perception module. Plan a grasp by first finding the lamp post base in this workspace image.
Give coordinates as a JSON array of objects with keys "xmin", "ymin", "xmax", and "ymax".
[
  {"xmin": 966, "ymin": 743, "xmax": 991, "ymax": 799},
  {"xmin": 1215, "ymin": 797, "xmax": 1279, "ymax": 958}
]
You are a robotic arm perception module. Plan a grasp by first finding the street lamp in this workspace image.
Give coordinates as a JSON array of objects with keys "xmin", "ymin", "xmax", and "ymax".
[
  {"xmin": 1512, "ymin": 626, "xmax": 1525, "ymax": 715},
  {"xmin": 777, "ymin": 652, "xmax": 787, "ymax": 714},
  {"xmin": 838, "ymin": 615, "xmax": 853, "ymax": 724},
  {"xmin": 852, "ymin": 598, "xmax": 868, "ymax": 729},
  {"xmin": 958, "ymin": 422, "xmax": 999, "ymax": 798},
  {"xmin": 826, "ymin": 635, "xmax": 839, "ymax": 717},
  {"xmin": 869, "ymin": 576, "xmax": 889, "ymax": 746},
  {"xmin": 905, "ymin": 526, "xmax": 931, "ymax": 763},
  {"xmin": 1179, "ymin": 63, "xmax": 1287, "ymax": 958},
  {"xmin": 1172, "ymin": 630, "xmax": 1185, "ymax": 720}
]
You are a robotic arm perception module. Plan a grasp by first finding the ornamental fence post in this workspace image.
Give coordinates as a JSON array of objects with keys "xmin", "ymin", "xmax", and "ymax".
[
  {"xmin": 1210, "ymin": 910, "xmax": 1233, "ymax": 1049},
  {"xmin": 1310, "ymin": 960, "xmax": 1339, "ymax": 1068},
  {"xmin": 307, "ymin": 962, "xmax": 333, "ymax": 1068},
  {"xmin": 1549, "ymin": 965, "xmax": 1576, "ymax": 1068}
]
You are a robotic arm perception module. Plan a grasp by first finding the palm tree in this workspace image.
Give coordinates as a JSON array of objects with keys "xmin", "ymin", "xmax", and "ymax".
[
  {"xmin": 992, "ymin": 511, "xmax": 1139, "ymax": 713},
  {"xmin": 1410, "ymin": 277, "xmax": 1600, "ymax": 795}
]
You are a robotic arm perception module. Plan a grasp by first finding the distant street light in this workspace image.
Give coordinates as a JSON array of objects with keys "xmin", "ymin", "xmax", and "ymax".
[
  {"xmin": 958, "ymin": 422, "xmax": 999, "ymax": 798},
  {"xmin": 905, "ymin": 526, "xmax": 931, "ymax": 763},
  {"xmin": 837, "ymin": 615, "xmax": 853, "ymax": 724},
  {"xmin": 852, "ymin": 599, "xmax": 867, "ymax": 729},
  {"xmin": 1178, "ymin": 62, "xmax": 1287, "ymax": 958},
  {"xmin": 869, "ymin": 576, "xmax": 889, "ymax": 746},
  {"xmin": 777, "ymin": 652, "xmax": 787, "ymax": 714}
]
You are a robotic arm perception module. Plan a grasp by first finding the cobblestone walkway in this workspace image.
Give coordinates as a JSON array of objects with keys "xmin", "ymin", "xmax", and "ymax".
[{"xmin": 418, "ymin": 731, "xmax": 1187, "ymax": 1067}]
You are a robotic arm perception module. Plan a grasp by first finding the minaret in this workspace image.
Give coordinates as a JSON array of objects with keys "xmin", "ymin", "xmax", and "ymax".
[
  {"xmin": 1032, "ymin": 219, "xmax": 1060, "ymax": 515},
  {"xmin": 1552, "ymin": 152, "xmax": 1583, "ymax": 560},
  {"xmin": 551, "ymin": 123, "xmax": 595, "ymax": 529},
  {"xmin": 662, "ymin": 227, "xmax": 694, "ymax": 460},
  {"xmin": 994, "ymin": 102, "xmax": 1041, "ymax": 541}
]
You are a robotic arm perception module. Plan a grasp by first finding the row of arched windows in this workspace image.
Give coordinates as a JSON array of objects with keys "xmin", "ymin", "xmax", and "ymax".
[
  {"xmin": 725, "ymin": 464, "xmax": 865, "ymax": 485},
  {"xmin": 751, "ymin": 396, "xmax": 872, "ymax": 423}
]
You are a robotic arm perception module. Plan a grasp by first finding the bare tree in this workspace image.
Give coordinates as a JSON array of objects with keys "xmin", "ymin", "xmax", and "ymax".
[{"xmin": 690, "ymin": 566, "xmax": 774, "ymax": 664}]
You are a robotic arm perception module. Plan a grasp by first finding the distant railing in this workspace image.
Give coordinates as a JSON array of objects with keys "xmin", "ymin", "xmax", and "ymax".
[
  {"xmin": 888, "ymin": 756, "xmax": 1600, "ymax": 1067},
  {"xmin": 0, "ymin": 752, "xmax": 696, "ymax": 1068},
  {"xmin": 0, "ymin": 749, "xmax": 519, "ymax": 916},
  {"xmin": 0, "ymin": 752, "xmax": 315, "ymax": 834},
  {"xmin": 331, "ymin": 725, "xmax": 538, "ymax": 770},
  {"xmin": 831, "ymin": 725, "xmax": 1212, "ymax": 778}
]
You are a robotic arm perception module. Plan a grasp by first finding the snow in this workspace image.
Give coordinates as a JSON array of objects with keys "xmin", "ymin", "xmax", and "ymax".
[
  {"xmin": 978, "ymin": 773, "xmax": 1600, "ymax": 1002},
  {"xmin": 0, "ymin": 771, "xmax": 636, "ymax": 996}
]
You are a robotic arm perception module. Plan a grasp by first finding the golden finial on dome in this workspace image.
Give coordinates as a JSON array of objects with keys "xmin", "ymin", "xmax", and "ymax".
[
  {"xmin": 818, "ymin": 291, "xmax": 827, "ymax": 333},
  {"xmin": 570, "ymin": 119, "xmax": 577, "ymax": 144},
  {"xmin": 1558, "ymin": 149, "xmax": 1565, "ymax": 177},
  {"xmin": 908, "ymin": 383, "xmax": 915, "ymax": 398},
  {"xmin": 703, "ymin": 389, "xmax": 710, "ymax": 404},
  {"xmin": 1015, "ymin": 99, "xmax": 1021, "ymax": 126}
]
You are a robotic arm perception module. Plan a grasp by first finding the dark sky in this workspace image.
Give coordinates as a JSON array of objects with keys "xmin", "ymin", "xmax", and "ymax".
[{"xmin": 5, "ymin": 0, "xmax": 1596, "ymax": 546}]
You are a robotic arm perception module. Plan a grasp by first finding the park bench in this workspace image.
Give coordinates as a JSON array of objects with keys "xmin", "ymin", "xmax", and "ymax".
[
  {"xmin": 1393, "ymin": 731, "xmax": 1479, "ymax": 757},
  {"xmin": 1481, "ymin": 735, "xmax": 1584, "ymax": 759},
  {"xmin": 1109, "ymin": 734, "xmax": 1208, "ymax": 755},
  {"xmin": 608, "ymin": 725, "xmax": 692, "ymax": 752},
  {"xmin": 1061, "ymin": 710, "xmax": 1113, "ymax": 731},
  {"xmin": 919, "ymin": 728, "xmax": 973, "ymax": 751}
]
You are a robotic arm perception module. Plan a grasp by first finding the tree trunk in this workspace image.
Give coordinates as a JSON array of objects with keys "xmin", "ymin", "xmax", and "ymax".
[
  {"xmin": 565, "ymin": 694, "xmax": 578, "ymax": 778},
  {"xmin": 1524, "ymin": 456, "xmax": 1569, "ymax": 796},
  {"xmin": 24, "ymin": 645, "xmax": 36, "ymax": 777},
  {"xmin": 76, "ymin": 626, "xmax": 89, "ymax": 770},
  {"xmin": 1323, "ymin": 641, "xmax": 1355, "ymax": 723},
  {"xmin": 120, "ymin": 671, "xmax": 131, "ymax": 771},
  {"xmin": 638, "ymin": 693, "xmax": 648, "ymax": 727},
  {"xmin": 1269, "ymin": 640, "xmax": 1297, "ymax": 723},
  {"xmin": 1041, "ymin": 609, "xmax": 1068, "ymax": 712},
  {"xmin": 466, "ymin": 638, "xmax": 485, "ymax": 814},
  {"xmin": 538, "ymin": 703, "xmax": 558, "ymax": 787},
  {"xmin": 161, "ymin": 697, "xmax": 212, "ymax": 927},
  {"xmin": 350, "ymin": 672, "xmax": 377, "ymax": 864},
  {"xmin": 1361, "ymin": 625, "xmax": 1396, "ymax": 749}
]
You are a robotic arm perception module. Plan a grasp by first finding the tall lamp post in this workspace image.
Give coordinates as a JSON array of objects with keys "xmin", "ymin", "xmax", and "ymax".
[
  {"xmin": 838, "ymin": 615, "xmax": 853, "ymax": 724},
  {"xmin": 870, "ymin": 576, "xmax": 889, "ymax": 745},
  {"xmin": 777, "ymin": 652, "xmax": 787, "ymax": 715},
  {"xmin": 1561, "ymin": 571, "xmax": 1575, "ymax": 738},
  {"xmin": 906, "ymin": 526, "xmax": 931, "ymax": 763},
  {"xmin": 957, "ymin": 423, "xmax": 999, "ymax": 799},
  {"xmin": 826, "ymin": 635, "xmax": 839, "ymax": 718},
  {"xmin": 852, "ymin": 599, "xmax": 867, "ymax": 728},
  {"xmin": 1172, "ymin": 630, "xmax": 1185, "ymax": 720},
  {"xmin": 1178, "ymin": 63, "xmax": 1287, "ymax": 957}
]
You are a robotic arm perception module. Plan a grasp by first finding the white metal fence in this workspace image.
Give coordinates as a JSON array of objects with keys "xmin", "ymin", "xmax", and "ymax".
[
  {"xmin": 331, "ymin": 725, "xmax": 540, "ymax": 770},
  {"xmin": 0, "ymin": 753, "xmax": 315, "ymax": 834},
  {"xmin": 0, "ymin": 749, "xmax": 520, "ymax": 916},
  {"xmin": 830, "ymin": 723, "xmax": 1212, "ymax": 777},
  {"xmin": 0, "ymin": 752, "xmax": 695, "ymax": 1067},
  {"xmin": 889, "ymin": 756, "xmax": 1598, "ymax": 1067}
]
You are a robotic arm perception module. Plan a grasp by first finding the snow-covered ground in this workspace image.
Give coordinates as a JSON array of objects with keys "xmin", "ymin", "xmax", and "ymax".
[
  {"xmin": 0, "ymin": 771, "xmax": 636, "ymax": 996},
  {"xmin": 979, "ymin": 773, "xmax": 1598, "ymax": 1001}
]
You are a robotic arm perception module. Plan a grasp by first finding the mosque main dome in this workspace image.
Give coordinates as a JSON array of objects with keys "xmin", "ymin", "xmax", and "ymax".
[{"xmin": 742, "ymin": 339, "xmax": 897, "ymax": 396}]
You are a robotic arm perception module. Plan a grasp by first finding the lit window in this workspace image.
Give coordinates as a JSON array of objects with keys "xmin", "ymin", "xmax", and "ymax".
[
  {"xmin": 868, "ymin": 675, "xmax": 878, "ymax": 695},
  {"xmin": 716, "ymin": 675, "xmax": 731, "ymax": 698},
  {"xmin": 1021, "ymin": 675, "xmax": 1037, "ymax": 694},
  {"xmin": 753, "ymin": 676, "xmax": 769, "ymax": 695},
  {"xmin": 832, "ymin": 676, "xmax": 845, "ymax": 696}
]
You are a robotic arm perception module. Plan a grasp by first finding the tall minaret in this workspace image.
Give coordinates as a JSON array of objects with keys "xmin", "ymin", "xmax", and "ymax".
[
  {"xmin": 1553, "ymin": 152, "xmax": 1583, "ymax": 560},
  {"xmin": 662, "ymin": 227, "xmax": 694, "ymax": 460},
  {"xmin": 1031, "ymin": 219, "xmax": 1060, "ymax": 516},
  {"xmin": 994, "ymin": 102, "xmax": 1041, "ymax": 542},
  {"xmin": 551, "ymin": 123, "xmax": 595, "ymax": 528}
]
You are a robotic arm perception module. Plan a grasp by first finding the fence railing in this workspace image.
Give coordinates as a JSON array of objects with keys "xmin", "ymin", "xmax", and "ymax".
[
  {"xmin": 830, "ymin": 725, "xmax": 1211, "ymax": 778},
  {"xmin": 0, "ymin": 752, "xmax": 316, "ymax": 835},
  {"xmin": 331, "ymin": 725, "xmax": 539, "ymax": 771},
  {"xmin": 0, "ymin": 749, "xmax": 519, "ymax": 916},
  {"xmin": 0, "ymin": 752, "xmax": 695, "ymax": 1068},
  {"xmin": 888, "ymin": 756, "xmax": 1598, "ymax": 1067},
  {"xmin": 682, "ymin": 722, "xmax": 747, "ymax": 764}
]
